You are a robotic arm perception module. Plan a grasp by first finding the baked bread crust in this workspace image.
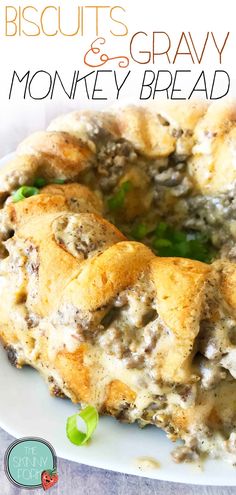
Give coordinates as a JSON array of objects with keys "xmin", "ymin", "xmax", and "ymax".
[{"xmin": 1, "ymin": 102, "xmax": 236, "ymax": 463}]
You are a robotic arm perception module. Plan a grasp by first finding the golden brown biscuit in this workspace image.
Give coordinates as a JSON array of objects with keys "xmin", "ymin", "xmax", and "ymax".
[{"xmin": 188, "ymin": 101, "xmax": 236, "ymax": 194}]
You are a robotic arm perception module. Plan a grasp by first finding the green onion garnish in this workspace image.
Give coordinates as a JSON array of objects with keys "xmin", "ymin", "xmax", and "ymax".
[
  {"xmin": 107, "ymin": 181, "xmax": 133, "ymax": 211},
  {"xmin": 12, "ymin": 186, "xmax": 39, "ymax": 203},
  {"xmin": 131, "ymin": 223, "xmax": 152, "ymax": 240},
  {"xmin": 152, "ymin": 223, "xmax": 215, "ymax": 263},
  {"xmin": 66, "ymin": 405, "xmax": 99, "ymax": 446},
  {"xmin": 33, "ymin": 178, "xmax": 47, "ymax": 188},
  {"xmin": 12, "ymin": 178, "xmax": 67, "ymax": 201},
  {"xmin": 154, "ymin": 221, "xmax": 169, "ymax": 238},
  {"xmin": 33, "ymin": 177, "xmax": 66, "ymax": 188},
  {"xmin": 52, "ymin": 178, "xmax": 66, "ymax": 184},
  {"xmin": 153, "ymin": 238, "xmax": 172, "ymax": 249}
]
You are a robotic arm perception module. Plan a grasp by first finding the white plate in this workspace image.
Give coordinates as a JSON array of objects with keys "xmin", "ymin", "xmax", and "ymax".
[{"xmin": 0, "ymin": 154, "xmax": 235, "ymax": 486}]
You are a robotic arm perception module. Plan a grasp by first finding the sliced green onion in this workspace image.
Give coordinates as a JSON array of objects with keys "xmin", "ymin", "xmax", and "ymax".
[
  {"xmin": 107, "ymin": 181, "xmax": 133, "ymax": 211},
  {"xmin": 33, "ymin": 177, "xmax": 66, "ymax": 188},
  {"xmin": 152, "ymin": 222, "xmax": 215, "ymax": 263},
  {"xmin": 153, "ymin": 238, "xmax": 172, "ymax": 249},
  {"xmin": 33, "ymin": 177, "xmax": 47, "ymax": 188},
  {"xmin": 12, "ymin": 186, "xmax": 39, "ymax": 203},
  {"xmin": 171, "ymin": 230, "xmax": 187, "ymax": 243},
  {"xmin": 154, "ymin": 222, "xmax": 168, "ymax": 238},
  {"xmin": 12, "ymin": 178, "xmax": 66, "ymax": 203},
  {"xmin": 66, "ymin": 405, "xmax": 99, "ymax": 446},
  {"xmin": 131, "ymin": 223, "xmax": 150, "ymax": 240},
  {"xmin": 51, "ymin": 178, "xmax": 66, "ymax": 184}
]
